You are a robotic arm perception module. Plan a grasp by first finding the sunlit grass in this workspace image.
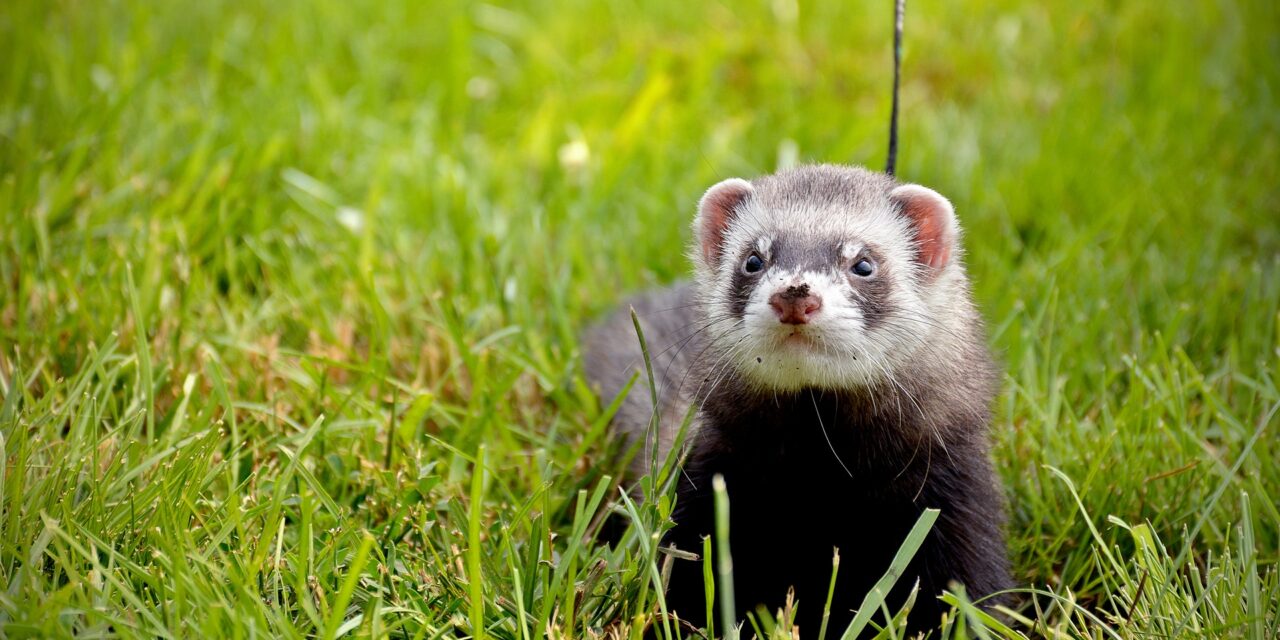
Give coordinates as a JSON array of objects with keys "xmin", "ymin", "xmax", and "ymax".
[{"xmin": 1, "ymin": 0, "xmax": 1277, "ymax": 637}]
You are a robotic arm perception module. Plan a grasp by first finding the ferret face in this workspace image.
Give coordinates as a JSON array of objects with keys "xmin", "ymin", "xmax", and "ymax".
[{"xmin": 691, "ymin": 165, "xmax": 963, "ymax": 392}]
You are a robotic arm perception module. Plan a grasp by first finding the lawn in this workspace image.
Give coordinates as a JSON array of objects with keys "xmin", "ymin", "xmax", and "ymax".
[{"xmin": 1, "ymin": 0, "xmax": 1277, "ymax": 637}]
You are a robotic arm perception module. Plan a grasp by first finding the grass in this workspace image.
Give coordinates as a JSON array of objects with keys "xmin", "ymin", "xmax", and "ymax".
[{"xmin": 1, "ymin": 0, "xmax": 1277, "ymax": 637}]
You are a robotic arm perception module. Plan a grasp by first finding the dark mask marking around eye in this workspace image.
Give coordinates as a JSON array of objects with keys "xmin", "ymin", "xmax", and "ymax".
[
  {"xmin": 728, "ymin": 252, "xmax": 759, "ymax": 318},
  {"xmin": 845, "ymin": 246, "xmax": 894, "ymax": 331},
  {"xmin": 727, "ymin": 235, "xmax": 786, "ymax": 318}
]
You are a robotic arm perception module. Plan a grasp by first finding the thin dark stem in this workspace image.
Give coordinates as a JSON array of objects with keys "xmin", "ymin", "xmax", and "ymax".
[{"xmin": 886, "ymin": 0, "xmax": 905, "ymax": 177}]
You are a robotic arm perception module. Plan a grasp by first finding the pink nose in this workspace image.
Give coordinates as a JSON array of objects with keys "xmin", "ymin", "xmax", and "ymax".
[{"xmin": 769, "ymin": 285, "xmax": 822, "ymax": 325}]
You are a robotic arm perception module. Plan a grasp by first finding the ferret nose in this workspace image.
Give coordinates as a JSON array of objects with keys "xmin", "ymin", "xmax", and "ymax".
[{"xmin": 769, "ymin": 285, "xmax": 822, "ymax": 325}]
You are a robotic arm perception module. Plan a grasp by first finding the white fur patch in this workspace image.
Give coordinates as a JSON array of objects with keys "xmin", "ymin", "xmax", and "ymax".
[{"xmin": 755, "ymin": 236, "xmax": 773, "ymax": 258}]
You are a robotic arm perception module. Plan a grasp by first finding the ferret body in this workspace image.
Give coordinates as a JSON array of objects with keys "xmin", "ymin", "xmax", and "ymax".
[{"xmin": 583, "ymin": 164, "xmax": 1010, "ymax": 635}]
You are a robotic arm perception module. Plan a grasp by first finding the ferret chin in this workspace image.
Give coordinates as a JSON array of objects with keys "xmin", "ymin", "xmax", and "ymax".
[{"xmin": 584, "ymin": 164, "xmax": 1011, "ymax": 637}]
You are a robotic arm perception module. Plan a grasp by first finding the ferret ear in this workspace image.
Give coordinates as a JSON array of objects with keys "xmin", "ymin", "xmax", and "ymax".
[
  {"xmin": 890, "ymin": 184, "xmax": 958, "ymax": 273},
  {"xmin": 695, "ymin": 178, "xmax": 754, "ymax": 264}
]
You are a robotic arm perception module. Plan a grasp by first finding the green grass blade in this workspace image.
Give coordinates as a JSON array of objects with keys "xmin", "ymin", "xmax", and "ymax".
[
  {"xmin": 468, "ymin": 445, "xmax": 488, "ymax": 640},
  {"xmin": 713, "ymin": 474, "xmax": 737, "ymax": 640},
  {"xmin": 818, "ymin": 548, "xmax": 840, "ymax": 640},
  {"xmin": 840, "ymin": 508, "xmax": 939, "ymax": 640},
  {"xmin": 323, "ymin": 533, "xmax": 376, "ymax": 640}
]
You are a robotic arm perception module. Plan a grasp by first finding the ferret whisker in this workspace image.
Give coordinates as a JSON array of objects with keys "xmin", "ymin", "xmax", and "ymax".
[{"xmin": 809, "ymin": 388, "xmax": 853, "ymax": 478}]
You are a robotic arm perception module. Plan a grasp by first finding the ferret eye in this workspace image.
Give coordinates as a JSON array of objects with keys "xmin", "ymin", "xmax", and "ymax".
[
  {"xmin": 743, "ymin": 253, "xmax": 765, "ymax": 274},
  {"xmin": 851, "ymin": 259, "xmax": 875, "ymax": 277}
]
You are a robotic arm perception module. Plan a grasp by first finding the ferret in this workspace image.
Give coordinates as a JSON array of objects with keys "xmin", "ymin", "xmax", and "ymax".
[{"xmin": 583, "ymin": 164, "xmax": 1011, "ymax": 636}]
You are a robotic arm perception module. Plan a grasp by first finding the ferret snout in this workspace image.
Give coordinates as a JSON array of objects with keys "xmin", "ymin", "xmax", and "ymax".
[{"xmin": 769, "ymin": 283, "xmax": 822, "ymax": 325}]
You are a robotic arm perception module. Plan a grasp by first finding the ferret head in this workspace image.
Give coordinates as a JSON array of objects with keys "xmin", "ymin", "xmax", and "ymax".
[{"xmin": 691, "ymin": 164, "xmax": 974, "ymax": 392}]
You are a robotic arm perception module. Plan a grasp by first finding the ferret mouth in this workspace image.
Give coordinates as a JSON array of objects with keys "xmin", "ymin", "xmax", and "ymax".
[{"xmin": 778, "ymin": 328, "xmax": 816, "ymax": 347}]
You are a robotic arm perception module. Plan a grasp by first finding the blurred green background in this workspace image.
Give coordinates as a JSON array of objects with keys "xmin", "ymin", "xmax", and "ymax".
[{"xmin": 1, "ymin": 0, "xmax": 1277, "ymax": 637}]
